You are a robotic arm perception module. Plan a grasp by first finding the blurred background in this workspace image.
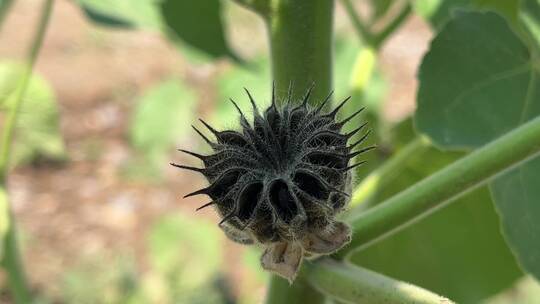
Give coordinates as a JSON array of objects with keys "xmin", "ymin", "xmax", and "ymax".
[{"xmin": 0, "ymin": 0, "xmax": 539, "ymax": 303}]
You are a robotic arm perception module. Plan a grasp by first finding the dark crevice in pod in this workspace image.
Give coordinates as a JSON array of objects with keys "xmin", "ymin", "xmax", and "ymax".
[
  {"xmin": 237, "ymin": 182, "xmax": 263, "ymax": 221},
  {"xmin": 293, "ymin": 171, "xmax": 330, "ymax": 201},
  {"xmin": 269, "ymin": 179, "xmax": 298, "ymax": 223}
]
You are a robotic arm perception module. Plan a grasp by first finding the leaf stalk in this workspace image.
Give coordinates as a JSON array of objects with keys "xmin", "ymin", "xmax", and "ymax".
[
  {"xmin": 341, "ymin": 115, "xmax": 540, "ymax": 258},
  {"xmin": 0, "ymin": 1, "xmax": 54, "ymax": 302}
]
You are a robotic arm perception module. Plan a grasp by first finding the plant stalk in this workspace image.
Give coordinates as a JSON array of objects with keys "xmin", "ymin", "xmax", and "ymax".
[
  {"xmin": 266, "ymin": 271, "xmax": 325, "ymax": 304},
  {"xmin": 341, "ymin": 115, "xmax": 540, "ymax": 258},
  {"xmin": 267, "ymin": 0, "xmax": 334, "ymax": 103},
  {"xmin": 372, "ymin": 2, "xmax": 412, "ymax": 49},
  {"xmin": 340, "ymin": 0, "xmax": 374, "ymax": 46},
  {"xmin": 0, "ymin": 0, "xmax": 54, "ymax": 179},
  {"xmin": 1, "ymin": 186, "xmax": 31, "ymax": 304},
  {"xmin": 306, "ymin": 259, "xmax": 453, "ymax": 304},
  {"xmin": 341, "ymin": 0, "xmax": 411, "ymax": 50},
  {"xmin": 264, "ymin": 0, "xmax": 334, "ymax": 303},
  {"xmin": 0, "ymin": 1, "xmax": 54, "ymax": 302}
]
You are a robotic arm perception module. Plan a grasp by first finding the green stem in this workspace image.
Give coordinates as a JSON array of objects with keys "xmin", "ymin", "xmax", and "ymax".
[
  {"xmin": 266, "ymin": 272, "xmax": 325, "ymax": 304},
  {"xmin": 306, "ymin": 259, "xmax": 453, "ymax": 304},
  {"xmin": 264, "ymin": 0, "xmax": 334, "ymax": 302},
  {"xmin": 372, "ymin": 2, "xmax": 412, "ymax": 49},
  {"xmin": 0, "ymin": 0, "xmax": 15, "ymax": 31},
  {"xmin": 0, "ymin": 1, "xmax": 54, "ymax": 302},
  {"xmin": 341, "ymin": 115, "xmax": 540, "ymax": 258},
  {"xmin": 0, "ymin": 0, "xmax": 54, "ymax": 180},
  {"xmin": 340, "ymin": 0, "xmax": 374, "ymax": 46},
  {"xmin": 267, "ymin": 0, "xmax": 334, "ymax": 102},
  {"xmin": 1, "ymin": 187, "xmax": 31, "ymax": 304},
  {"xmin": 349, "ymin": 136, "xmax": 430, "ymax": 209},
  {"xmin": 341, "ymin": 0, "xmax": 411, "ymax": 50}
]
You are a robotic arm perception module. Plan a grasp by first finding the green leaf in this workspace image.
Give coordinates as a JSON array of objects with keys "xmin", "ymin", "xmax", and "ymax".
[
  {"xmin": 413, "ymin": 0, "xmax": 469, "ymax": 29},
  {"xmin": 413, "ymin": 0, "xmax": 520, "ymax": 28},
  {"xmin": 522, "ymin": 0, "xmax": 540, "ymax": 46},
  {"xmin": 160, "ymin": 0, "xmax": 238, "ymax": 60},
  {"xmin": 129, "ymin": 79, "xmax": 196, "ymax": 171},
  {"xmin": 61, "ymin": 256, "xmax": 141, "ymax": 304},
  {"xmin": 0, "ymin": 62, "xmax": 66, "ymax": 167},
  {"xmin": 415, "ymin": 11, "xmax": 540, "ymax": 282},
  {"xmin": 416, "ymin": 12, "xmax": 534, "ymax": 149},
  {"xmin": 490, "ymin": 158, "xmax": 540, "ymax": 283},
  {"xmin": 0, "ymin": 186, "xmax": 8, "ymax": 260},
  {"xmin": 75, "ymin": 0, "xmax": 162, "ymax": 30},
  {"xmin": 80, "ymin": 4, "xmax": 134, "ymax": 28},
  {"xmin": 349, "ymin": 120, "xmax": 523, "ymax": 303},
  {"xmin": 473, "ymin": 0, "xmax": 520, "ymax": 22}
]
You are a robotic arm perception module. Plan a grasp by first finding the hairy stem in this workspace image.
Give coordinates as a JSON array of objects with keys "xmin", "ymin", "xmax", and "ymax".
[
  {"xmin": 266, "ymin": 272, "xmax": 325, "ymax": 304},
  {"xmin": 267, "ymin": 0, "xmax": 334, "ymax": 103},
  {"xmin": 264, "ymin": 0, "xmax": 334, "ymax": 302},
  {"xmin": 0, "ymin": 1, "xmax": 54, "ymax": 302},
  {"xmin": 340, "ymin": 115, "xmax": 540, "ymax": 258},
  {"xmin": 306, "ymin": 259, "xmax": 453, "ymax": 304}
]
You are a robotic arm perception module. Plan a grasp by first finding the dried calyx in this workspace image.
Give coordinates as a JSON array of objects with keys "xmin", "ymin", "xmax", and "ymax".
[{"xmin": 173, "ymin": 86, "xmax": 373, "ymax": 282}]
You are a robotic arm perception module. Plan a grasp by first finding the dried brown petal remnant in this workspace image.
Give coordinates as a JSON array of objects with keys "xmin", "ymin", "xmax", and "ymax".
[{"xmin": 172, "ymin": 87, "xmax": 373, "ymax": 282}]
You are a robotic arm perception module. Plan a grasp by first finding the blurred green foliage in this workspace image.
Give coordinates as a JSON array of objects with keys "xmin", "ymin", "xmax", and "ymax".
[
  {"xmin": 76, "ymin": 0, "xmax": 161, "ymax": 30},
  {"xmin": 146, "ymin": 213, "xmax": 228, "ymax": 303},
  {"xmin": 58, "ymin": 213, "xmax": 233, "ymax": 304},
  {"xmin": 0, "ymin": 62, "xmax": 66, "ymax": 168},
  {"xmin": 0, "ymin": 186, "xmax": 8, "ymax": 260},
  {"xmin": 61, "ymin": 256, "xmax": 140, "ymax": 304},
  {"xmin": 213, "ymin": 57, "xmax": 271, "ymax": 129},
  {"xmin": 76, "ymin": 0, "xmax": 237, "ymax": 61},
  {"xmin": 127, "ymin": 79, "xmax": 196, "ymax": 180},
  {"xmin": 334, "ymin": 37, "xmax": 386, "ymax": 109}
]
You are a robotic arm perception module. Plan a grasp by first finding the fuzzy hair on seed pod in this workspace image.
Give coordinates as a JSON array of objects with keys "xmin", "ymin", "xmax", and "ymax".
[{"xmin": 172, "ymin": 85, "xmax": 373, "ymax": 282}]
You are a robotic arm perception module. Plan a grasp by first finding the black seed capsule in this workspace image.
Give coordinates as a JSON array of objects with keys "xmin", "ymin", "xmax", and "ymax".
[{"xmin": 173, "ymin": 86, "xmax": 373, "ymax": 281}]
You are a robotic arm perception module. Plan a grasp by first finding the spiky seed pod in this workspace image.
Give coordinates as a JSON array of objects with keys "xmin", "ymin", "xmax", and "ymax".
[{"xmin": 173, "ymin": 86, "xmax": 373, "ymax": 281}]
